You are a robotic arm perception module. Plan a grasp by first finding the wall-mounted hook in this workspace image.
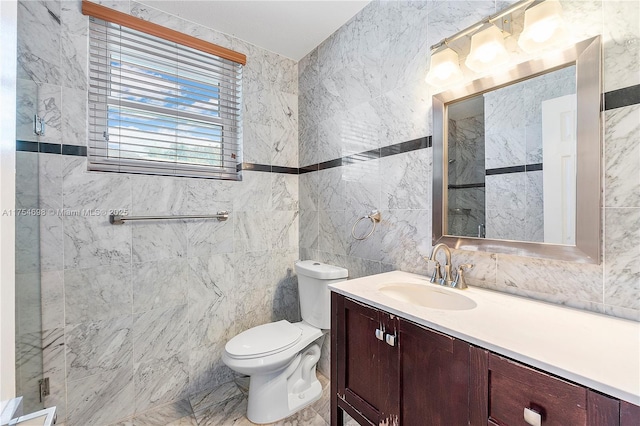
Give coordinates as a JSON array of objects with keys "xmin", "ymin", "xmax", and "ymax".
[{"xmin": 34, "ymin": 115, "xmax": 45, "ymax": 136}]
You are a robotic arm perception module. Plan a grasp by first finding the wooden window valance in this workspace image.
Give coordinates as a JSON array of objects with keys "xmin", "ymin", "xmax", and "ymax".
[{"xmin": 81, "ymin": 0, "xmax": 247, "ymax": 65}]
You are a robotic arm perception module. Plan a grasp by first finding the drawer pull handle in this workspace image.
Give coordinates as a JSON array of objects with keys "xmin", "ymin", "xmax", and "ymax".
[
  {"xmin": 524, "ymin": 407, "xmax": 542, "ymax": 426},
  {"xmin": 375, "ymin": 328, "xmax": 384, "ymax": 341},
  {"xmin": 385, "ymin": 333, "xmax": 396, "ymax": 346}
]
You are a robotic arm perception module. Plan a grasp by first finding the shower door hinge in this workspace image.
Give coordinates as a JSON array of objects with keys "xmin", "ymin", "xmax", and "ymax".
[
  {"xmin": 34, "ymin": 115, "xmax": 45, "ymax": 136},
  {"xmin": 39, "ymin": 377, "xmax": 50, "ymax": 402}
]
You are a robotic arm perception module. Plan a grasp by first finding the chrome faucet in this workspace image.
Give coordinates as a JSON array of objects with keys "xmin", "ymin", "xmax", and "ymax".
[
  {"xmin": 425, "ymin": 243, "xmax": 473, "ymax": 290},
  {"xmin": 427, "ymin": 243, "xmax": 453, "ymax": 286}
]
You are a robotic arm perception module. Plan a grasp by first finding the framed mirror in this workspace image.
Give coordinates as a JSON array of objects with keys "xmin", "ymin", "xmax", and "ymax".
[{"xmin": 432, "ymin": 36, "xmax": 601, "ymax": 264}]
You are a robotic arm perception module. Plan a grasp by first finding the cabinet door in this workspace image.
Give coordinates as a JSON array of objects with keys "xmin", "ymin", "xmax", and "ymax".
[
  {"xmin": 399, "ymin": 319, "xmax": 470, "ymax": 426},
  {"xmin": 488, "ymin": 353, "xmax": 588, "ymax": 425},
  {"xmin": 332, "ymin": 293, "xmax": 400, "ymax": 425},
  {"xmin": 620, "ymin": 401, "xmax": 640, "ymax": 426},
  {"xmin": 484, "ymin": 353, "xmax": 625, "ymax": 426}
]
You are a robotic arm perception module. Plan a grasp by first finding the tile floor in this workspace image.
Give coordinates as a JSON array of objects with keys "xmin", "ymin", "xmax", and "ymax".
[{"xmin": 65, "ymin": 372, "xmax": 359, "ymax": 426}]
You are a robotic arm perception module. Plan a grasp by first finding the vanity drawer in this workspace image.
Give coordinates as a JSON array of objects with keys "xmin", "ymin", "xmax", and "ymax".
[{"xmin": 488, "ymin": 353, "xmax": 587, "ymax": 426}]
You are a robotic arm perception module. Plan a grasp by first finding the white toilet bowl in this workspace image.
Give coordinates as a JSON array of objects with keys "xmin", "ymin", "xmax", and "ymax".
[
  {"xmin": 222, "ymin": 321, "xmax": 324, "ymax": 423},
  {"xmin": 222, "ymin": 260, "xmax": 348, "ymax": 424}
]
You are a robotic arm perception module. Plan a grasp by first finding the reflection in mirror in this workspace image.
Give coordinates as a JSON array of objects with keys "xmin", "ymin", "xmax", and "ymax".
[{"xmin": 446, "ymin": 65, "xmax": 577, "ymax": 244}]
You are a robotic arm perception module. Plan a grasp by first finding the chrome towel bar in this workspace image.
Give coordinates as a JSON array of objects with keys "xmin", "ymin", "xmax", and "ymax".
[{"xmin": 109, "ymin": 211, "xmax": 229, "ymax": 225}]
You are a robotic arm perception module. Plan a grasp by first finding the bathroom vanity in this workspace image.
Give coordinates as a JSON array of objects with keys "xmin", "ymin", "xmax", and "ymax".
[{"xmin": 329, "ymin": 271, "xmax": 640, "ymax": 426}]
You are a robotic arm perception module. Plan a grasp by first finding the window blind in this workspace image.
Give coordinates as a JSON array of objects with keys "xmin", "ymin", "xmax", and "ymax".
[{"xmin": 88, "ymin": 16, "xmax": 243, "ymax": 180}]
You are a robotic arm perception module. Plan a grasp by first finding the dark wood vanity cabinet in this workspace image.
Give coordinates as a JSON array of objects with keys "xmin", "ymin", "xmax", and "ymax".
[
  {"xmin": 331, "ymin": 293, "xmax": 400, "ymax": 426},
  {"xmin": 399, "ymin": 319, "xmax": 470, "ymax": 425},
  {"xmin": 331, "ymin": 293, "xmax": 471, "ymax": 426},
  {"xmin": 470, "ymin": 347, "xmax": 622, "ymax": 426},
  {"xmin": 332, "ymin": 293, "xmax": 640, "ymax": 426},
  {"xmin": 620, "ymin": 401, "xmax": 640, "ymax": 426}
]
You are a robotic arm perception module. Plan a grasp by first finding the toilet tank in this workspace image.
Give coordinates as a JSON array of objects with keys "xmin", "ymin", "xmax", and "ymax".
[{"xmin": 294, "ymin": 260, "xmax": 348, "ymax": 329}]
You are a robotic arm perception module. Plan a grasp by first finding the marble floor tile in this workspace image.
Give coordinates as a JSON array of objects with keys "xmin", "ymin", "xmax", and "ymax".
[
  {"xmin": 104, "ymin": 371, "xmax": 334, "ymax": 425},
  {"xmin": 189, "ymin": 372, "xmax": 332, "ymax": 426},
  {"xmin": 132, "ymin": 399, "xmax": 195, "ymax": 426},
  {"xmin": 163, "ymin": 416, "xmax": 198, "ymax": 426},
  {"xmin": 310, "ymin": 373, "xmax": 331, "ymax": 425},
  {"xmin": 271, "ymin": 406, "xmax": 327, "ymax": 426},
  {"xmin": 193, "ymin": 395, "xmax": 253, "ymax": 426},
  {"xmin": 189, "ymin": 381, "xmax": 243, "ymax": 414}
]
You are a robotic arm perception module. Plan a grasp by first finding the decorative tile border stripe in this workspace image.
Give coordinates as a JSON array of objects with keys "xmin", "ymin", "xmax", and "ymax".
[
  {"xmin": 486, "ymin": 165, "xmax": 526, "ymax": 175},
  {"xmin": 17, "ymin": 78, "xmax": 639, "ymax": 175},
  {"xmin": 317, "ymin": 158, "xmax": 343, "ymax": 171},
  {"xmin": 604, "ymin": 84, "xmax": 640, "ymax": 111},
  {"xmin": 237, "ymin": 163, "xmax": 300, "ymax": 174},
  {"xmin": 525, "ymin": 163, "xmax": 543, "ymax": 172},
  {"xmin": 486, "ymin": 163, "xmax": 543, "ymax": 176},
  {"xmin": 16, "ymin": 140, "xmax": 39, "ymax": 152},
  {"xmin": 448, "ymin": 183, "xmax": 486, "ymax": 189},
  {"xmin": 300, "ymin": 136, "xmax": 432, "ymax": 173},
  {"xmin": 62, "ymin": 145, "xmax": 88, "ymax": 156},
  {"xmin": 343, "ymin": 149, "xmax": 380, "ymax": 166},
  {"xmin": 298, "ymin": 165, "xmax": 319, "ymax": 174},
  {"xmin": 380, "ymin": 136, "xmax": 431, "ymax": 158},
  {"xmin": 271, "ymin": 165, "xmax": 299, "ymax": 174},
  {"xmin": 16, "ymin": 141, "xmax": 87, "ymax": 156},
  {"xmin": 237, "ymin": 163, "xmax": 273, "ymax": 173}
]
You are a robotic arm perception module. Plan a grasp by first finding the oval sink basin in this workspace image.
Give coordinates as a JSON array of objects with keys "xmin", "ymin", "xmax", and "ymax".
[{"xmin": 378, "ymin": 283, "xmax": 477, "ymax": 310}]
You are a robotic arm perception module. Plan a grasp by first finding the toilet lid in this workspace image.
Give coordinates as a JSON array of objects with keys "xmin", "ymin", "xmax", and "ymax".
[{"xmin": 225, "ymin": 320, "xmax": 302, "ymax": 359}]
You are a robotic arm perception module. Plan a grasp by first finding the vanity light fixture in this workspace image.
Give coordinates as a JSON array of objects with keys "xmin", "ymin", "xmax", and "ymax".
[
  {"xmin": 518, "ymin": 0, "xmax": 567, "ymax": 52},
  {"xmin": 425, "ymin": 47, "xmax": 464, "ymax": 86},
  {"xmin": 465, "ymin": 24, "xmax": 510, "ymax": 73},
  {"xmin": 425, "ymin": 0, "xmax": 570, "ymax": 88}
]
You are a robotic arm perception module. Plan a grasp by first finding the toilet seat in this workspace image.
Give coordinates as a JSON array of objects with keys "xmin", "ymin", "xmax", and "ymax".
[{"xmin": 225, "ymin": 320, "xmax": 302, "ymax": 359}]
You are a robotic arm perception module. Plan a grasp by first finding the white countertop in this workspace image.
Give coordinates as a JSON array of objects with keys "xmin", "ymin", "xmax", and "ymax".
[{"xmin": 329, "ymin": 271, "xmax": 640, "ymax": 405}]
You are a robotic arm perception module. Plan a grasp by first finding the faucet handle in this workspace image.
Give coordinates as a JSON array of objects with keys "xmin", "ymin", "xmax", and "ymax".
[
  {"xmin": 452, "ymin": 264, "xmax": 473, "ymax": 289},
  {"xmin": 440, "ymin": 263, "xmax": 453, "ymax": 287},
  {"xmin": 428, "ymin": 259, "xmax": 442, "ymax": 283}
]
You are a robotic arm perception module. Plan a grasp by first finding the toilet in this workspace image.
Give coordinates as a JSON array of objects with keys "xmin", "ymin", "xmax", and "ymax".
[{"xmin": 222, "ymin": 260, "xmax": 348, "ymax": 424}]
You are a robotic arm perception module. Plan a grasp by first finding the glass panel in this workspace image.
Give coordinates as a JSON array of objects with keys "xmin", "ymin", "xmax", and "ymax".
[{"xmin": 15, "ymin": 151, "xmax": 44, "ymax": 412}]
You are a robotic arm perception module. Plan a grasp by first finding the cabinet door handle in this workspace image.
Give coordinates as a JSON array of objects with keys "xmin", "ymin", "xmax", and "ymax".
[
  {"xmin": 375, "ymin": 328, "xmax": 384, "ymax": 341},
  {"xmin": 385, "ymin": 333, "xmax": 396, "ymax": 346},
  {"xmin": 523, "ymin": 407, "xmax": 542, "ymax": 426}
]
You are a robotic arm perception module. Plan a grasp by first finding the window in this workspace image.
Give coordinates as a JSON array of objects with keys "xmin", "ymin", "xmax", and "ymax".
[{"xmin": 85, "ymin": 1, "xmax": 245, "ymax": 180}]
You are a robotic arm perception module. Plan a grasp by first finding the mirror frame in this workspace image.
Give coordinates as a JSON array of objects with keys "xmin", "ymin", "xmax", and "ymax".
[{"xmin": 432, "ymin": 36, "xmax": 601, "ymax": 264}]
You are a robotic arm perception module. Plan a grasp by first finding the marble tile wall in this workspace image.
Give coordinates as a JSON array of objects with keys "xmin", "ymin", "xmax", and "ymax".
[
  {"xmin": 299, "ymin": 0, "xmax": 640, "ymax": 377},
  {"xmin": 16, "ymin": 0, "xmax": 299, "ymax": 424}
]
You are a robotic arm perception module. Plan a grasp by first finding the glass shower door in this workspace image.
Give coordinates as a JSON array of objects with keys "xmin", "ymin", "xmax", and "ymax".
[{"xmin": 14, "ymin": 151, "xmax": 44, "ymax": 412}]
